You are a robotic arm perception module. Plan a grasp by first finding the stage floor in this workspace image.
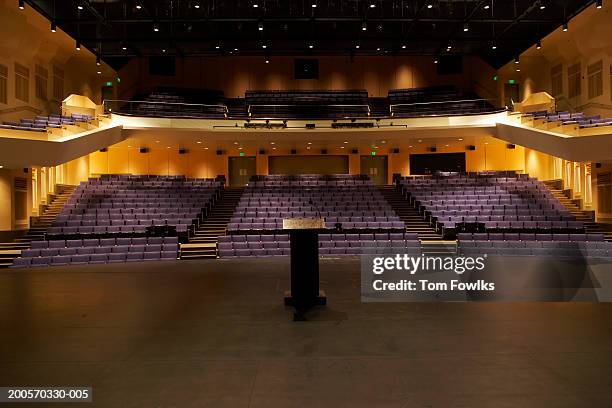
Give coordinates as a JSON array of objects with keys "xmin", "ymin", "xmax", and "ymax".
[{"xmin": 1, "ymin": 258, "xmax": 612, "ymax": 407}]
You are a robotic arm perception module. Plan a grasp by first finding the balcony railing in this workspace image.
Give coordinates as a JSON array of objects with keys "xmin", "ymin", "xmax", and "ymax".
[
  {"xmin": 390, "ymin": 98, "xmax": 502, "ymax": 118},
  {"xmin": 103, "ymin": 99, "xmax": 228, "ymax": 118}
]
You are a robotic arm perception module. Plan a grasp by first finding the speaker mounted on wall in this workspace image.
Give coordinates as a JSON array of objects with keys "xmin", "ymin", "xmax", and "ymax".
[
  {"xmin": 259, "ymin": 149, "xmax": 267, "ymax": 155},
  {"xmin": 139, "ymin": 147, "xmax": 149, "ymax": 154},
  {"xmin": 178, "ymin": 148, "xmax": 188, "ymax": 155},
  {"xmin": 467, "ymin": 145, "xmax": 476, "ymax": 151},
  {"xmin": 291, "ymin": 149, "xmax": 298, "ymax": 155},
  {"xmin": 392, "ymin": 148, "xmax": 400, "ymax": 154},
  {"xmin": 321, "ymin": 149, "xmax": 328, "ymax": 155},
  {"xmin": 99, "ymin": 147, "xmax": 108, "ymax": 152},
  {"xmin": 429, "ymin": 147, "xmax": 437, "ymax": 153},
  {"xmin": 351, "ymin": 148, "xmax": 359, "ymax": 154},
  {"xmin": 305, "ymin": 123, "xmax": 316, "ymax": 129},
  {"xmin": 507, "ymin": 144, "xmax": 516, "ymax": 149},
  {"xmin": 216, "ymin": 149, "xmax": 224, "ymax": 156}
]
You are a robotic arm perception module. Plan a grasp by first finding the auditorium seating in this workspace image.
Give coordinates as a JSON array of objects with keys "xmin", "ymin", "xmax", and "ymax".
[
  {"xmin": 109, "ymin": 88, "xmax": 228, "ymax": 118},
  {"xmin": 398, "ymin": 172, "xmax": 581, "ymax": 237},
  {"xmin": 11, "ymin": 237, "xmax": 178, "ymax": 268},
  {"xmin": 47, "ymin": 175, "xmax": 222, "ymax": 239},
  {"xmin": 228, "ymin": 175, "xmax": 404, "ymax": 232},
  {"xmin": 0, "ymin": 113, "xmax": 93, "ymax": 132},
  {"xmin": 523, "ymin": 110, "xmax": 612, "ymax": 128},
  {"xmin": 388, "ymin": 86, "xmax": 496, "ymax": 117},
  {"xmin": 457, "ymin": 232, "xmax": 612, "ymax": 258},
  {"xmin": 245, "ymin": 90, "xmax": 370, "ymax": 119},
  {"xmin": 218, "ymin": 232, "xmax": 421, "ymax": 258}
]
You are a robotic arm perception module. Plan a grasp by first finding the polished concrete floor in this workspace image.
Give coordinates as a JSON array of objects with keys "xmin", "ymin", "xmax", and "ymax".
[{"xmin": 1, "ymin": 258, "xmax": 612, "ymax": 407}]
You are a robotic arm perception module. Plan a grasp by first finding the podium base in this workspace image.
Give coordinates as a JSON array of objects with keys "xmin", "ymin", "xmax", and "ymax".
[{"xmin": 283, "ymin": 290, "xmax": 327, "ymax": 307}]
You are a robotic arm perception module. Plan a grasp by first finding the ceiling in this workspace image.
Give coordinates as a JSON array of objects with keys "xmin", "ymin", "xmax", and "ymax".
[{"xmin": 24, "ymin": 0, "xmax": 598, "ymax": 70}]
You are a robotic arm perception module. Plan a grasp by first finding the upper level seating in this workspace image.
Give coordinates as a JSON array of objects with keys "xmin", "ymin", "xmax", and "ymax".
[
  {"xmin": 524, "ymin": 110, "xmax": 612, "ymax": 129},
  {"xmin": 228, "ymin": 174, "xmax": 404, "ymax": 233},
  {"xmin": 398, "ymin": 172, "xmax": 581, "ymax": 235},
  {"xmin": 245, "ymin": 90, "xmax": 370, "ymax": 119},
  {"xmin": 0, "ymin": 113, "xmax": 93, "ymax": 132},
  {"xmin": 110, "ymin": 88, "xmax": 227, "ymax": 118},
  {"xmin": 389, "ymin": 86, "xmax": 496, "ymax": 117},
  {"xmin": 48, "ymin": 175, "xmax": 222, "ymax": 239}
]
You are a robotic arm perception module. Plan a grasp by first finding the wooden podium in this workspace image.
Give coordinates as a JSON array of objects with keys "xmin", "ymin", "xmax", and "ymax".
[{"xmin": 282, "ymin": 218, "xmax": 327, "ymax": 320}]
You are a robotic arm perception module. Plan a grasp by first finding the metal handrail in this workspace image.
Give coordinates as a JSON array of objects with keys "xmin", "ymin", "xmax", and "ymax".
[
  {"xmin": 389, "ymin": 98, "xmax": 498, "ymax": 116},
  {"xmin": 103, "ymin": 99, "xmax": 229, "ymax": 115},
  {"xmin": 247, "ymin": 103, "xmax": 371, "ymax": 116}
]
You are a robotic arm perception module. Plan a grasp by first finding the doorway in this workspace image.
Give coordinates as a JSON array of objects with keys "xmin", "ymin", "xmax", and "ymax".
[
  {"xmin": 504, "ymin": 82, "xmax": 520, "ymax": 109},
  {"xmin": 228, "ymin": 156, "xmax": 256, "ymax": 186},
  {"xmin": 360, "ymin": 155, "xmax": 388, "ymax": 185}
]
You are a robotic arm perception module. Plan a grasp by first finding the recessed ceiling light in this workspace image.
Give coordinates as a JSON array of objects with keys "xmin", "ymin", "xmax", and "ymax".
[
  {"xmin": 484, "ymin": 4, "xmax": 490, "ymax": 9},
  {"xmin": 427, "ymin": 3, "xmax": 433, "ymax": 9},
  {"xmin": 127, "ymin": 145, "xmax": 132, "ymax": 148},
  {"xmin": 401, "ymin": 45, "xmax": 407, "ymax": 49},
  {"xmin": 77, "ymin": 5, "xmax": 83, "ymax": 10},
  {"xmin": 306, "ymin": 146, "xmax": 311, "ymax": 150},
  {"xmin": 204, "ymin": 147, "xmax": 209, "ymax": 150},
  {"xmin": 343, "ymin": 141, "xmax": 348, "ymax": 144},
  {"xmin": 381, "ymin": 140, "xmax": 386, "ymax": 144},
  {"xmin": 136, "ymin": 4, "xmax": 142, "ymax": 10},
  {"xmin": 194, "ymin": 3, "xmax": 200, "ymax": 9},
  {"xmin": 458, "ymin": 138, "xmax": 463, "ymax": 141},
  {"xmin": 418, "ymin": 139, "xmax": 422, "ymax": 142},
  {"xmin": 238, "ymin": 147, "xmax": 243, "ymax": 150},
  {"xmin": 0, "ymin": 165, "xmax": 3, "ymax": 169},
  {"xmin": 155, "ymin": 140, "xmax": 160, "ymax": 143},
  {"xmin": 197, "ymin": 141, "xmax": 202, "ymax": 144},
  {"xmin": 307, "ymin": 142, "xmax": 312, "ymax": 145},
  {"xmin": 272, "ymin": 147, "xmax": 277, "ymax": 150},
  {"xmin": 445, "ymin": 144, "xmax": 449, "ymax": 147},
  {"xmin": 341, "ymin": 146, "xmax": 345, "ymax": 149}
]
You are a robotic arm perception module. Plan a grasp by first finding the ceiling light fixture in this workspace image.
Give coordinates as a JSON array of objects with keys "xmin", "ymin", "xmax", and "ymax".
[
  {"xmin": 514, "ymin": 56, "xmax": 520, "ymax": 64},
  {"xmin": 427, "ymin": 3, "xmax": 433, "ymax": 9},
  {"xmin": 536, "ymin": 40, "xmax": 542, "ymax": 49},
  {"xmin": 562, "ymin": 21, "xmax": 568, "ymax": 32},
  {"xmin": 153, "ymin": 23, "xmax": 160, "ymax": 32},
  {"xmin": 463, "ymin": 23, "xmax": 469, "ymax": 32},
  {"xmin": 362, "ymin": 21, "xmax": 367, "ymax": 31},
  {"xmin": 596, "ymin": 0, "xmax": 603, "ymax": 8},
  {"xmin": 18, "ymin": 0, "xmax": 24, "ymax": 9},
  {"xmin": 76, "ymin": 40, "xmax": 81, "ymax": 50},
  {"xmin": 136, "ymin": 4, "xmax": 142, "ymax": 10},
  {"xmin": 51, "ymin": 20, "xmax": 57, "ymax": 32},
  {"xmin": 258, "ymin": 21, "xmax": 264, "ymax": 31}
]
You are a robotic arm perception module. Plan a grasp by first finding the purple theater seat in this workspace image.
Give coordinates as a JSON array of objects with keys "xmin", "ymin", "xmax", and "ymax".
[
  {"xmin": 31, "ymin": 257, "xmax": 51, "ymax": 267},
  {"xmin": 83, "ymin": 239, "xmax": 100, "ymax": 247},
  {"xmin": 30, "ymin": 241, "xmax": 48, "ymax": 249},
  {"xmin": 163, "ymin": 237, "xmax": 179, "ymax": 245},
  {"xmin": 94, "ymin": 246, "xmax": 112, "ymax": 254},
  {"xmin": 520, "ymin": 233, "xmax": 535, "ymax": 241},
  {"xmin": 59, "ymin": 248, "xmax": 78, "ymax": 256},
  {"xmin": 21, "ymin": 249, "xmax": 40, "ymax": 258},
  {"xmin": 89, "ymin": 254, "xmax": 108, "ymax": 264},
  {"xmin": 587, "ymin": 233, "xmax": 605, "ymax": 241},
  {"xmin": 108, "ymin": 253, "xmax": 127, "ymax": 263},
  {"xmin": 116, "ymin": 238, "xmax": 132, "ymax": 246},
  {"xmin": 112, "ymin": 245, "xmax": 130, "ymax": 253},
  {"xmin": 66, "ymin": 240, "xmax": 83, "ymax": 248},
  {"xmin": 40, "ymin": 248, "xmax": 59, "ymax": 257},
  {"xmin": 70, "ymin": 255, "xmax": 90, "ymax": 265},
  {"xmin": 77, "ymin": 247, "xmax": 95, "ymax": 255},
  {"xmin": 12, "ymin": 258, "xmax": 31, "ymax": 268},
  {"xmin": 144, "ymin": 252, "xmax": 161, "ymax": 260},
  {"xmin": 130, "ymin": 245, "xmax": 146, "ymax": 252},
  {"xmin": 536, "ymin": 234, "xmax": 552, "ymax": 241},
  {"xmin": 132, "ymin": 237, "xmax": 147, "ymax": 245},
  {"xmin": 48, "ymin": 241, "xmax": 65, "ymax": 249},
  {"xmin": 126, "ymin": 253, "xmax": 144, "ymax": 262},
  {"xmin": 100, "ymin": 238, "xmax": 116, "ymax": 246},
  {"xmin": 147, "ymin": 237, "xmax": 163, "ymax": 245},
  {"xmin": 218, "ymin": 248, "xmax": 234, "ymax": 257},
  {"xmin": 161, "ymin": 251, "xmax": 177, "ymax": 260},
  {"xmin": 569, "ymin": 234, "xmax": 587, "ymax": 242}
]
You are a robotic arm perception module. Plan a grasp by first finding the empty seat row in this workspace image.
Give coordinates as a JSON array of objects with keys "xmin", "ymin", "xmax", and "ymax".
[
  {"xmin": 457, "ymin": 232, "xmax": 604, "ymax": 241},
  {"xmin": 12, "ymin": 252, "xmax": 177, "ymax": 268}
]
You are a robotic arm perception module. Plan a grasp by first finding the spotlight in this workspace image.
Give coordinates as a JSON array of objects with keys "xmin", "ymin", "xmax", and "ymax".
[
  {"xmin": 311, "ymin": 2, "xmax": 317, "ymax": 7},
  {"xmin": 96, "ymin": 55, "xmax": 101, "ymax": 66},
  {"xmin": 491, "ymin": 43, "xmax": 497, "ymax": 50},
  {"xmin": 97, "ymin": 70, "xmax": 101, "ymax": 75},
  {"xmin": 484, "ymin": 4, "xmax": 490, "ymax": 9},
  {"xmin": 427, "ymin": 3, "xmax": 433, "ymax": 9},
  {"xmin": 434, "ymin": 58, "xmax": 439, "ymax": 64},
  {"xmin": 596, "ymin": 0, "xmax": 602, "ymax": 8},
  {"xmin": 51, "ymin": 20, "xmax": 57, "ymax": 32},
  {"xmin": 122, "ymin": 45, "xmax": 127, "ymax": 50},
  {"xmin": 463, "ymin": 23, "xmax": 469, "ymax": 32},
  {"xmin": 514, "ymin": 56, "xmax": 520, "ymax": 64},
  {"xmin": 369, "ymin": 2, "xmax": 376, "ymax": 8},
  {"xmin": 18, "ymin": 0, "xmax": 24, "ymax": 9},
  {"xmin": 262, "ymin": 44, "xmax": 267, "ymax": 49},
  {"xmin": 516, "ymin": 68, "xmax": 521, "ymax": 72},
  {"xmin": 252, "ymin": 2, "xmax": 258, "ymax": 8},
  {"xmin": 539, "ymin": 1, "xmax": 546, "ymax": 10},
  {"xmin": 355, "ymin": 44, "xmax": 360, "ymax": 49},
  {"xmin": 258, "ymin": 21, "xmax": 264, "ymax": 31},
  {"xmin": 401, "ymin": 44, "xmax": 407, "ymax": 49},
  {"xmin": 162, "ymin": 48, "xmax": 166, "ymax": 53},
  {"xmin": 308, "ymin": 43, "xmax": 314, "ymax": 49},
  {"xmin": 447, "ymin": 44, "xmax": 452, "ymax": 50},
  {"xmin": 153, "ymin": 23, "xmax": 160, "ymax": 32},
  {"xmin": 76, "ymin": 39, "xmax": 81, "ymax": 50},
  {"xmin": 77, "ymin": 5, "xmax": 83, "ymax": 10},
  {"xmin": 562, "ymin": 21, "xmax": 568, "ymax": 32},
  {"xmin": 362, "ymin": 21, "xmax": 367, "ymax": 31},
  {"xmin": 265, "ymin": 58, "xmax": 270, "ymax": 64},
  {"xmin": 135, "ymin": 4, "xmax": 142, "ymax": 10},
  {"xmin": 536, "ymin": 40, "xmax": 542, "ymax": 49},
  {"xmin": 194, "ymin": 3, "xmax": 200, "ymax": 9}
]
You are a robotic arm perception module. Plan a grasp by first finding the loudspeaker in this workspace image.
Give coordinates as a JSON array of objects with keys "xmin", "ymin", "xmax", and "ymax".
[
  {"xmin": 178, "ymin": 148, "xmax": 188, "ymax": 154},
  {"xmin": 321, "ymin": 149, "xmax": 328, "ymax": 155},
  {"xmin": 216, "ymin": 149, "xmax": 224, "ymax": 155},
  {"xmin": 23, "ymin": 168, "xmax": 29, "ymax": 174},
  {"xmin": 507, "ymin": 144, "xmax": 516, "ymax": 149},
  {"xmin": 259, "ymin": 149, "xmax": 267, "ymax": 155},
  {"xmin": 596, "ymin": 163, "xmax": 602, "ymax": 168},
  {"xmin": 351, "ymin": 148, "xmax": 359, "ymax": 154},
  {"xmin": 139, "ymin": 147, "xmax": 149, "ymax": 154},
  {"xmin": 305, "ymin": 123, "xmax": 316, "ymax": 129},
  {"xmin": 99, "ymin": 147, "xmax": 108, "ymax": 152},
  {"xmin": 392, "ymin": 148, "xmax": 400, "ymax": 154},
  {"xmin": 291, "ymin": 149, "xmax": 297, "ymax": 155},
  {"xmin": 467, "ymin": 145, "xmax": 476, "ymax": 151},
  {"xmin": 429, "ymin": 147, "xmax": 437, "ymax": 152}
]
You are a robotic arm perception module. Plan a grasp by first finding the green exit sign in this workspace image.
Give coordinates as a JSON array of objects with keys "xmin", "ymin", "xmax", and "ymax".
[
  {"xmin": 104, "ymin": 81, "xmax": 113, "ymax": 87},
  {"xmin": 371, "ymin": 151, "xmax": 377, "ymax": 156},
  {"xmin": 508, "ymin": 79, "xmax": 516, "ymax": 85},
  {"xmin": 493, "ymin": 75, "xmax": 498, "ymax": 81},
  {"xmin": 239, "ymin": 152, "xmax": 245, "ymax": 157}
]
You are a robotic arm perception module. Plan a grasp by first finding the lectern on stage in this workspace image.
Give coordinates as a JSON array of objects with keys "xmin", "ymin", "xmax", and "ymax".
[{"xmin": 282, "ymin": 218, "xmax": 327, "ymax": 320}]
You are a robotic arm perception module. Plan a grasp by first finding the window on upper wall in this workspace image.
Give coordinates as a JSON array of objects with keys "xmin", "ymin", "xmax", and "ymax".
[
  {"xmin": 35, "ymin": 64, "xmax": 48, "ymax": 101},
  {"xmin": 0, "ymin": 64, "xmax": 7, "ymax": 104},
  {"xmin": 587, "ymin": 60, "xmax": 603, "ymax": 99},
  {"xmin": 551, "ymin": 64, "xmax": 563, "ymax": 97},
  {"xmin": 53, "ymin": 66, "xmax": 64, "ymax": 101},
  {"xmin": 14, "ymin": 63, "xmax": 29, "ymax": 103},
  {"xmin": 567, "ymin": 62, "xmax": 581, "ymax": 98}
]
